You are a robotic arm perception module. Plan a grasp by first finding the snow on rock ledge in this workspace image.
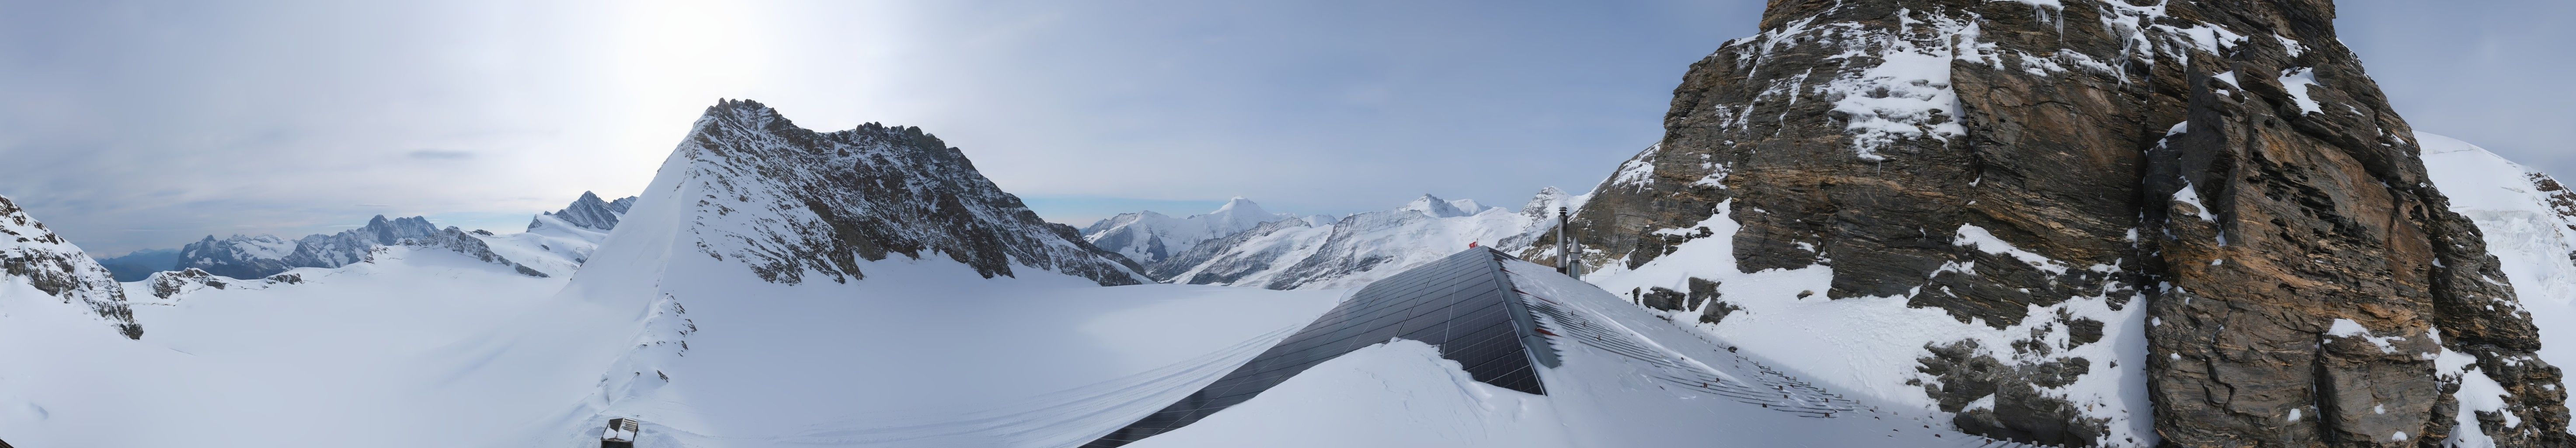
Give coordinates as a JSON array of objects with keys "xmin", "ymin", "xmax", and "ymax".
[{"xmin": 0, "ymin": 193, "xmax": 143, "ymax": 339}]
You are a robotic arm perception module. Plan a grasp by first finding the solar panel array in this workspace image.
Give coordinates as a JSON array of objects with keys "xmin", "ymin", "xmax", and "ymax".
[{"xmin": 1084, "ymin": 248, "xmax": 1550, "ymax": 447}]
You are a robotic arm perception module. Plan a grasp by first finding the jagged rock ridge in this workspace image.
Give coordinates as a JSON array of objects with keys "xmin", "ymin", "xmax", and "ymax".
[
  {"xmin": 660, "ymin": 99, "xmax": 1145, "ymax": 286},
  {"xmin": 0, "ymin": 194, "xmax": 143, "ymax": 339},
  {"xmin": 1546, "ymin": 0, "xmax": 2569, "ymax": 446},
  {"xmin": 530, "ymin": 191, "xmax": 638, "ymax": 232}
]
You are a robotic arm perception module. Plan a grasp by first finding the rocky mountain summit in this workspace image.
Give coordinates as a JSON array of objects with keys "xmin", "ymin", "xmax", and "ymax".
[
  {"xmin": 478, "ymin": 192, "xmax": 639, "ymax": 276},
  {"xmin": 1540, "ymin": 0, "xmax": 2569, "ymax": 446},
  {"xmin": 652, "ymin": 99, "xmax": 1146, "ymax": 286},
  {"xmin": 529, "ymin": 191, "xmax": 637, "ymax": 232},
  {"xmin": 0, "ymin": 194, "xmax": 142, "ymax": 339}
]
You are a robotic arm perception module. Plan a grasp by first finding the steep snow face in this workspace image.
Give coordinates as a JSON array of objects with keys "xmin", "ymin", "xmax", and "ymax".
[
  {"xmin": 2420, "ymin": 132, "xmax": 2576, "ymax": 434},
  {"xmin": 1083, "ymin": 196, "xmax": 1305, "ymax": 265},
  {"xmin": 643, "ymin": 99, "xmax": 1144, "ymax": 286},
  {"xmin": 0, "ymin": 193, "xmax": 142, "ymax": 339},
  {"xmin": 1156, "ymin": 190, "xmax": 1582, "ymax": 290}
]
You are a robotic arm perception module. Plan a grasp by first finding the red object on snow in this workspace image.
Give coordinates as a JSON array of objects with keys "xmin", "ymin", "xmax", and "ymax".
[{"xmin": 1467, "ymin": 242, "xmax": 1479, "ymax": 248}]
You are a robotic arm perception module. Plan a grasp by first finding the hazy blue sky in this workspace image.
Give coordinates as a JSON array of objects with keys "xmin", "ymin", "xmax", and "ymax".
[{"xmin": 1, "ymin": 0, "xmax": 2565, "ymax": 255}]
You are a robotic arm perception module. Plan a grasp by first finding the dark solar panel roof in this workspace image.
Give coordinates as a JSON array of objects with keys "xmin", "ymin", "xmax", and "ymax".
[{"xmin": 1085, "ymin": 248, "xmax": 1555, "ymax": 447}]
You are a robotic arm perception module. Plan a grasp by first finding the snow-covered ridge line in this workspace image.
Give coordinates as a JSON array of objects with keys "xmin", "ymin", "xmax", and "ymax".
[
  {"xmin": 529, "ymin": 191, "xmax": 637, "ymax": 232},
  {"xmin": 1151, "ymin": 188, "xmax": 1587, "ymax": 290},
  {"xmin": 149, "ymin": 213, "xmax": 547, "ymax": 281},
  {"xmin": 653, "ymin": 99, "xmax": 1145, "ymax": 286},
  {"xmin": 1081, "ymin": 196, "xmax": 1316, "ymax": 266}
]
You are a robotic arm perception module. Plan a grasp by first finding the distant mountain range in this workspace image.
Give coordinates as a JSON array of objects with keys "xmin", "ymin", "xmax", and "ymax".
[{"xmin": 95, "ymin": 193, "xmax": 638, "ymax": 281}]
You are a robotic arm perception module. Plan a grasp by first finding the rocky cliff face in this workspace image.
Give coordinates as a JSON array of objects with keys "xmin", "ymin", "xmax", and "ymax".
[
  {"xmin": 662, "ymin": 99, "xmax": 1146, "ymax": 286},
  {"xmin": 0, "ymin": 194, "xmax": 143, "ymax": 339},
  {"xmin": 1549, "ymin": 0, "xmax": 2568, "ymax": 446}
]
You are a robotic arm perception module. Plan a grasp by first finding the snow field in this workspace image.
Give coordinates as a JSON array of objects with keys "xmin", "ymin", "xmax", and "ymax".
[{"xmin": 2419, "ymin": 131, "xmax": 2575, "ymax": 437}]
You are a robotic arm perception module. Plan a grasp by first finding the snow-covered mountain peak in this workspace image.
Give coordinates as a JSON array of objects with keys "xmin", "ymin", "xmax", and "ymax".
[
  {"xmin": 153, "ymin": 212, "xmax": 540, "ymax": 281},
  {"xmin": 0, "ymin": 193, "xmax": 143, "ymax": 339},
  {"xmin": 529, "ymin": 191, "xmax": 635, "ymax": 232},
  {"xmin": 1516, "ymin": 186, "xmax": 1587, "ymax": 219},
  {"xmin": 473, "ymin": 191, "xmax": 641, "ymax": 277},
  {"xmin": 611, "ymin": 98, "xmax": 1145, "ymax": 286},
  {"xmin": 1081, "ymin": 197, "xmax": 1311, "ymax": 266},
  {"xmin": 1207, "ymin": 196, "xmax": 1272, "ymax": 220},
  {"xmin": 1400, "ymin": 194, "xmax": 1487, "ymax": 218},
  {"xmin": 1152, "ymin": 186, "xmax": 1585, "ymax": 289}
]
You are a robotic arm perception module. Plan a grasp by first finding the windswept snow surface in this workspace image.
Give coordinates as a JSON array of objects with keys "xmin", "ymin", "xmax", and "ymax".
[
  {"xmin": 1129, "ymin": 257, "xmax": 2016, "ymax": 448},
  {"xmin": 4, "ymin": 238, "xmax": 1338, "ymax": 448},
  {"xmin": 0, "ymin": 247, "xmax": 566, "ymax": 448},
  {"xmin": 2419, "ymin": 131, "xmax": 2576, "ymax": 433}
]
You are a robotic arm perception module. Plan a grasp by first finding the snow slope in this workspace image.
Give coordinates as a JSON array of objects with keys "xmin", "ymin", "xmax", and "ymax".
[
  {"xmin": 1, "ymin": 101, "xmax": 1352, "ymax": 448},
  {"xmin": 2420, "ymin": 132, "xmax": 2576, "ymax": 435},
  {"xmin": 476, "ymin": 191, "xmax": 639, "ymax": 277},
  {"xmin": 477, "ymin": 100, "xmax": 1346, "ymax": 447},
  {"xmin": 0, "ymin": 246, "xmax": 567, "ymax": 447},
  {"xmin": 1128, "ymin": 255, "xmax": 2029, "ymax": 448},
  {"xmin": 1081, "ymin": 197, "xmax": 1311, "ymax": 265}
]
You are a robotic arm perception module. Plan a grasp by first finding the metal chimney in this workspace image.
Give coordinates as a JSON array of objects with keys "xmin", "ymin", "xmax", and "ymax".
[{"xmin": 1555, "ymin": 207, "xmax": 1570, "ymax": 275}]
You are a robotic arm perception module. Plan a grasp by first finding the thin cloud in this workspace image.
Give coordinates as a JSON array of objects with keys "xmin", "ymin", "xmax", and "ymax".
[{"xmin": 405, "ymin": 149, "xmax": 473, "ymax": 160}]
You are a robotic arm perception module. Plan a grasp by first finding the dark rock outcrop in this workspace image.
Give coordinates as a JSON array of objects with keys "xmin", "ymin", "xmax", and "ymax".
[
  {"xmin": 1545, "ymin": 0, "xmax": 2568, "ymax": 446},
  {"xmin": 668, "ymin": 100, "xmax": 1147, "ymax": 286},
  {"xmin": 137, "ymin": 268, "xmax": 301, "ymax": 301}
]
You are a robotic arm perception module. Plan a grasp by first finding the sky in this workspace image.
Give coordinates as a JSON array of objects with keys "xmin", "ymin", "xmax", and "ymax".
[{"xmin": 0, "ymin": 0, "xmax": 2566, "ymax": 256}]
